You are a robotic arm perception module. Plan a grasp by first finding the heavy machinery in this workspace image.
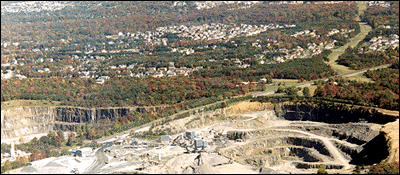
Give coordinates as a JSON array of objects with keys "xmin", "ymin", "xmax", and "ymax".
[{"xmin": 171, "ymin": 133, "xmax": 207, "ymax": 153}]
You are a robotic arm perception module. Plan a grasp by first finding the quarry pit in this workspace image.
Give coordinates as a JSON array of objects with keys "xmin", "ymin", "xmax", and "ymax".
[
  {"xmin": 147, "ymin": 101, "xmax": 398, "ymax": 174},
  {"xmin": 2, "ymin": 101, "xmax": 398, "ymax": 174}
]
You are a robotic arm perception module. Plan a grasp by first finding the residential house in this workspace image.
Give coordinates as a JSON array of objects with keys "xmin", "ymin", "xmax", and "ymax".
[
  {"xmin": 95, "ymin": 78, "xmax": 105, "ymax": 84},
  {"xmin": 153, "ymin": 72, "xmax": 164, "ymax": 78},
  {"xmin": 357, "ymin": 48, "xmax": 364, "ymax": 54},
  {"xmin": 166, "ymin": 71, "xmax": 176, "ymax": 77},
  {"xmin": 158, "ymin": 67, "xmax": 167, "ymax": 71},
  {"xmin": 15, "ymin": 74, "xmax": 27, "ymax": 79}
]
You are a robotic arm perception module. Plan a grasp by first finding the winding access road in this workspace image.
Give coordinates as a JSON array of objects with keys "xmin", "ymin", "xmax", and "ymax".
[
  {"xmin": 272, "ymin": 129, "xmax": 352, "ymax": 170},
  {"xmin": 83, "ymin": 147, "xmax": 107, "ymax": 174}
]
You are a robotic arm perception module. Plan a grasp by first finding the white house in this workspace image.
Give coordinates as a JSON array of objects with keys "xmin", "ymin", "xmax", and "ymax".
[
  {"xmin": 95, "ymin": 79, "xmax": 105, "ymax": 84},
  {"xmin": 75, "ymin": 147, "xmax": 92, "ymax": 158}
]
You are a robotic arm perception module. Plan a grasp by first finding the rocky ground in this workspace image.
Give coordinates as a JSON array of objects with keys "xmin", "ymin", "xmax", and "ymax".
[
  {"xmin": 4, "ymin": 101, "xmax": 397, "ymax": 174},
  {"xmin": 145, "ymin": 101, "xmax": 397, "ymax": 174},
  {"xmin": 381, "ymin": 119, "xmax": 399, "ymax": 163}
]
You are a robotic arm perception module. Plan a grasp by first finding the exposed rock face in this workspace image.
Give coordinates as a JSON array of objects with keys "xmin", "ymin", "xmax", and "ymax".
[
  {"xmin": 274, "ymin": 123, "xmax": 381, "ymax": 145},
  {"xmin": 1, "ymin": 107, "xmax": 55, "ymax": 139},
  {"xmin": 150, "ymin": 108, "xmax": 227, "ymax": 135},
  {"xmin": 227, "ymin": 129, "xmax": 303, "ymax": 141},
  {"xmin": 2, "ymin": 107, "xmax": 54, "ymax": 129},
  {"xmin": 1, "ymin": 106, "xmax": 167, "ymax": 139},
  {"xmin": 243, "ymin": 147, "xmax": 323, "ymax": 167},
  {"xmin": 271, "ymin": 103, "xmax": 398, "ymax": 166},
  {"xmin": 293, "ymin": 162, "xmax": 344, "ymax": 169},
  {"xmin": 146, "ymin": 101, "xmax": 397, "ymax": 169},
  {"xmin": 54, "ymin": 107, "xmax": 166, "ymax": 123},
  {"xmin": 331, "ymin": 140, "xmax": 363, "ymax": 160},
  {"xmin": 150, "ymin": 101, "xmax": 277, "ymax": 135},
  {"xmin": 53, "ymin": 123, "xmax": 77, "ymax": 131},
  {"xmin": 274, "ymin": 103, "xmax": 397, "ymax": 124},
  {"xmin": 1, "ymin": 123, "xmax": 55, "ymax": 140},
  {"xmin": 94, "ymin": 108, "xmax": 129, "ymax": 122},
  {"xmin": 380, "ymin": 119, "xmax": 399, "ymax": 163},
  {"xmin": 221, "ymin": 136, "xmax": 333, "ymax": 167},
  {"xmin": 224, "ymin": 101, "xmax": 274, "ymax": 115},
  {"xmin": 151, "ymin": 101, "xmax": 395, "ymax": 136},
  {"xmin": 54, "ymin": 107, "xmax": 94, "ymax": 123},
  {"xmin": 225, "ymin": 122, "xmax": 386, "ymax": 166},
  {"xmin": 3, "ymin": 100, "xmax": 397, "ymax": 169}
]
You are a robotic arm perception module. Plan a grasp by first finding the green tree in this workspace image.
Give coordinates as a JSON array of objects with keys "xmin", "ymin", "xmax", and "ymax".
[
  {"xmin": 112, "ymin": 122, "xmax": 122, "ymax": 132},
  {"xmin": 303, "ymin": 87, "xmax": 311, "ymax": 97},
  {"xmin": 2, "ymin": 160, "xmax": 12, "ymax": 173},
  {"xmin": 66, "ymin": 133, "xmax": 75, "ymax": 146},
  {"xmin": 60, "ymin": 148, "xmax": 69, "ymax": 156},
  {"xmin": 39, "ymin": 136, "xmax": 49, "ymax": 145},
  {"xmin": 368, "ymin": 162, "xmax": 399, "ymax": 174},
  {"xmin": 88, "ymin": 129, "xmax": 95, "ymax": 140},
  {"xmin": 47, "ymin": 131, "xmax": 55, "ymax": 139},
  {"xmin": 57, "ymin": 130, "xmax": 64, "ymax": 141},
  {"xmin": 75, "ymin": 125, "xmax": 83, "ymax": 137},
  {"xmin": 88, "ymin": 140, "xmax": 100, "ymax": 148},
  {"xmin": 264, "ymin": 76, "xmax": 273, "ymax": 84},
  {"xmin": 286, "ymin": 86, "xmax": 299, "ymax": 96},
  {"xmin": 314, "ymin": 85, "xmax": 326, "ymax": 97},
  {"xmin": 276, "ymin": 86, "xmax": 286, "ymax": 93},
  {"xmin": 374, "ymin": 89, "xmax": 396, "ymax": 109}
]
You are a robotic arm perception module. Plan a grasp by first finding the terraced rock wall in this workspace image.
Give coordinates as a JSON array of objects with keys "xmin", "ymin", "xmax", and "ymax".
[
  {"xmin": 226, "ymin": 123, "xmax": 386, "ymax": 166},
  {"xmin": 221, "ymin": 136, "xmax": 333, "ymax": 166},
  {"xmin": 1, "ymin": 106, "xmax": 167, "ymax": 139},
  {"xmin": 274, "ymin": 124, "xmax": 381, "ymax": 145},
  {"xmin": 1, "ymin": 107, "xmax": 55, "ymax": 139},
  {"xmin": 274, "ymin": 103, "xmax": 397, "ymax": 124}
]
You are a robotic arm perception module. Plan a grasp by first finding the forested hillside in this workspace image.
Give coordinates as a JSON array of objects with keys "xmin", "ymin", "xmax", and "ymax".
[{"xmin": 314, "ymin": 60, "xmax": 399, "ymax": 110}]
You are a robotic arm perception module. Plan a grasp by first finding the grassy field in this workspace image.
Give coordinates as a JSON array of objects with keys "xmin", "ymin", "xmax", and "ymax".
[
  {"xmin": 327, "ymin": 2, "xmax": 372, "ymax": 76},
  {"xmin": 327, "ymin": 22, "xmax": 372, "ymax": 75},
  {"xmin": 263, "ymin": 79, "xmax": 301, "ymax": 91},
  {"xmin": 346, "ymin": 73, "xmax": 374, "ymax": 83},
  {"xmin": 272, "ymin": 79, "xmax": 300, "ymax": 86},
  {"xmin": 268, "ymin": 93, "xmax": 286, "ymax": 97},
  {"xmin": 264, "ymin": 85, "xmax": 280, "ymax": 91},
  {"xmin": 1, "ymin": 100, "xmax": 62, "ymax": 110},
  {"xmin": 307, "ymin": 85, "xmax": 318, "ymax": 96},
  {"xmin": 295, "ymin": 85, "xmax": 318, "ymax": 97},
  {"xmin": 355, "ymin": 1, "xmax": 368, "ymax": 21}
]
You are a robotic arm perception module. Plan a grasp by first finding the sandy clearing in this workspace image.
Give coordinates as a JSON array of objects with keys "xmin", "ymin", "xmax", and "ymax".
[
  {"xmin": 1, "ymin": 133, "xmax": 48, "ymax": 144},
  {"xmin": 135, "ymin": 126, "xmax": 150, "ymax": 133},
  {"xmin": 214, "ymin": 162, "xmax": 259, "ymax": 174}
]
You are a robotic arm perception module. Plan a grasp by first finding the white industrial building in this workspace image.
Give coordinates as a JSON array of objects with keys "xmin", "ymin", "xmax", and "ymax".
[
  {"xmin": 160, "ymin": 135, "xmax": 171, "ymax": 143},
  {"xmin": 194, "ymin": 138, "xmax": 208, "ymax": 149},
  {"xmin": 75, "ymin": 147, "xmax": 92, "ymax": 158}
]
